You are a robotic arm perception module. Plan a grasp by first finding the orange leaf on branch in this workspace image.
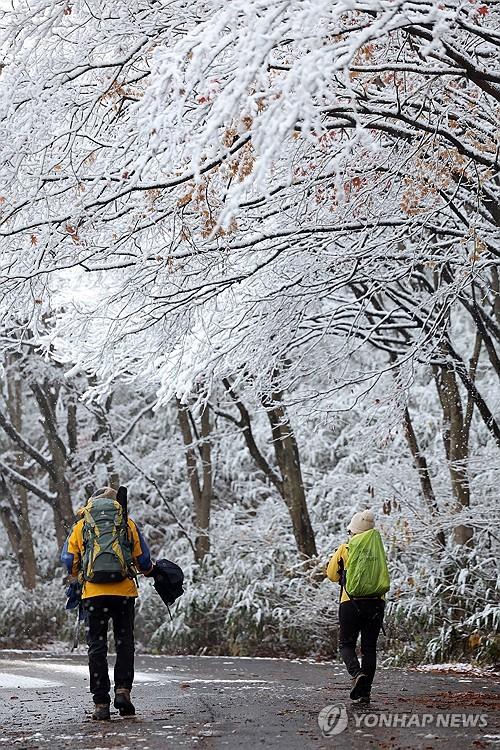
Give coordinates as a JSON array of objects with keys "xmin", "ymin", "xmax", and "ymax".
[
  {"xmin": 65, "ymin": 224, "xmax": 81, "ymax": 243},
  {"xmin": 177, "ymin": 193, "xmax": 192, "ymax": 207}
]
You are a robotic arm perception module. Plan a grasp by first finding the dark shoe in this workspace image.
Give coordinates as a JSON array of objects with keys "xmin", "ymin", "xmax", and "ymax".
[
  {"xmin": 350, "ymin": 672, "xmax": 369, "ymax": 700},
  {"xmin": 358, "ymin": 693, "xmax": 371, "ymax": 705},
  {"xmin": 114, "ymin": 688, "xmax": 135, "ymax": 716},
  {"xmin": 92, "ymin": 703, "xmax": 111, "ymax": 721}
]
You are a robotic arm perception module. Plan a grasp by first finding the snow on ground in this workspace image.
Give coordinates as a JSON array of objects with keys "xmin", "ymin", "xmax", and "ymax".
[
  {"xmin": 415, "ymin": 663, "xmax": 500, "ymax": 678},
  {"xmin": 0, "ymin": 657, "xmax": 284, "ymax": 690},
  {"xmin": 0, "ymin": 647, "xmax": 335, "ymax": 664},
  {"xmin": 0, "ymin": 660, "xmax": 163, "ymax": 687},
  {"xmin": 173, "ymin": 678, "xmax": 273, "ymax": 684},
  {"xmin": 0, "ymin": 673, "xmax": 62, "ymax": 688}
]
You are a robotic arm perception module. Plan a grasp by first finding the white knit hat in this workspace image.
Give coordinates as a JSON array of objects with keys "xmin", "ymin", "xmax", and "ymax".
[{"xmin": 348, "ymin": 509, "xmax": 375, "ymax": 535}]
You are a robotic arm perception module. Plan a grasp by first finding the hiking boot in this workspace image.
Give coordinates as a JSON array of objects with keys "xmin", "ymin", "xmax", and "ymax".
[
  {"xmin": 350, "ymin": 672, "xmax": 369, "ymax": 700},
  {"xmin": 92, "ymin": 703, "xmax": 111, "ymax": 721},
  {"xmin": 114, "ymin": 688, "xmax": 135, "ymax": 716}
]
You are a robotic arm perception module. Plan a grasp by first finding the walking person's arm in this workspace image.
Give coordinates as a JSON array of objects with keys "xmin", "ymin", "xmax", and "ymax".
[
  {"xmin": 326, "ymin": 543, "xmax": 348, "ymax": 583},
  {"xmin": 60, "ymin": 519, "xmax": 84, "ymax": 579},
  {"xmin": 128, "ymin": 519, "xmax": 154, "ymax": 576},
  {"xmin": 60, "ymin": 520, "xmax": 85, "ymax": 645}
]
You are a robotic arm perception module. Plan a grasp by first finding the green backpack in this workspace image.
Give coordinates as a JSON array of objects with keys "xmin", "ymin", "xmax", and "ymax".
[
  {"xmin": 82, "ymin": 497, "xmax": 135, "ymax": 584},
  {"xmin": 345, "ymin": 528, "xmax": 390, "ymax": 598}
]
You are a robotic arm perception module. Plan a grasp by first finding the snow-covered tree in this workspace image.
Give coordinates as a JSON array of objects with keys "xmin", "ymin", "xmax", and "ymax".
[{"xmin": 0, "ymin": 0, "xmax": 498, "ymax": 660}]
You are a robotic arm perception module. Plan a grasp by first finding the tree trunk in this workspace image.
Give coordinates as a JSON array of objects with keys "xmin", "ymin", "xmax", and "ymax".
[
  {"xmin": 434, "ymin": 365, "xmax": 473, "ymax": 546},
  {"xmin": 31, "ymin": 382, "xmax": 75, "ymax": 540},
  {"xmin": 176, "ymin": 399, "xmax": 212, "ymax": 563},
  {"xmin": 6, "ymin": 365, "xmax": 37, "ymax": 589},
  {"xmin": 196, "ymin": 404, "xmax": 212, "ymax": 561},
  {"xmin": 0, "ymin": 475, "xmax": 37, "ymax": 590},
  {"xmin": 401, "ymin": 405, "xmax": 445, "ymax": 547},
  {"xmin": 492, "ymin": 267, "xmax": 500, "ymax": 328},
  {"xmin": 66, "ymin": 393, "xmax": 78, "ymax": 455},
  {"xmin": 17, "ymin": 488, "xmax": 37, "ymax": 588},
  {"xmin": 263, "ymin": 394, "xmax": 317, "ymax": 558},
  {"xmin": 219, "ymin": 379, "xmax": 317, "ymax": 559},
  {"xmin": 88, "ymin": 393, "xmax": 120, "ymax": 488},
  {"xmin": 463, "ymin": 332, "xmax": 482, "ymax": 444}
]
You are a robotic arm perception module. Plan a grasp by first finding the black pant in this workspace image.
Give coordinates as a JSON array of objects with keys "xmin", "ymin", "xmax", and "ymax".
[
  {"xmin": 338, "ymin": 598, "xmax": 385, "ymax": 691},
  {"xmin": 83, "ymin": 596, "xmax": 135, "ymax": 704}
]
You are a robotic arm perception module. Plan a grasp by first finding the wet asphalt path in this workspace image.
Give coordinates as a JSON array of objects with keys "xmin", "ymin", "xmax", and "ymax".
[{"xmin": 0, "ymin": 652, "xmax": 498, "ymax": 749}]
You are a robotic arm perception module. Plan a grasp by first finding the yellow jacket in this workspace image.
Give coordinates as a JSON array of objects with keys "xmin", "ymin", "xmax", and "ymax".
[
  {"xmin": 61, "ymin": 516, "xmax": 153, "ymax": 599},
  {"xmin": 327, "ymin": 541, "xmax": 386, "ymax": 603},
  {"xmin": 326, "ymin": 543, "xmax": 351, "ymax": 603}
]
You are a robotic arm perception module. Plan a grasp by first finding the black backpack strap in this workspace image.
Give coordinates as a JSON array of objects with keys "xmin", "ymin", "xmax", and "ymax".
[
  {"xmin": 338, "ymin": 544, "xmax": 348, "ymax": 601},
  {"xmin": 338, "ymin": 555, "xmax": 349, "ymax": 628}
]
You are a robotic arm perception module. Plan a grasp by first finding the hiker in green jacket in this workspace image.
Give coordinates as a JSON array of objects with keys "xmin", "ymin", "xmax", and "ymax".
[{"xmin": 327, "ymin": 510, "xmax": 390, "ymax": 704}]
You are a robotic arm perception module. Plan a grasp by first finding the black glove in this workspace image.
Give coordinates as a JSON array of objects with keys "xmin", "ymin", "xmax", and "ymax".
[{"xmin": 65, "ymin": 581, "xmax": 82, "ymax": 610}]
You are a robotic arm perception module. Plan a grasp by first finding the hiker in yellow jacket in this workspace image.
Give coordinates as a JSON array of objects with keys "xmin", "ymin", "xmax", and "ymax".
[
  {"xmin": 61, "ymin": 487, "xmax": 154, "ymax": 721},
  {"xmin": 327, "ymin": 509, "xmax": 387, "ymax": 704}
]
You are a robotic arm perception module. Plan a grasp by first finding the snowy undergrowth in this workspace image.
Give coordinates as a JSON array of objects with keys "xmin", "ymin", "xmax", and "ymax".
[
  {"xmin": 0, "ymin": 379, "xmax": 498, "ymax": 665},
  {"xmin": 0, "ymin": 505, "xmax": 498, "ymax": 665},
  {"xmin": 0, "ymin": 578, "xmax": 70, "ymax": 647}
]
